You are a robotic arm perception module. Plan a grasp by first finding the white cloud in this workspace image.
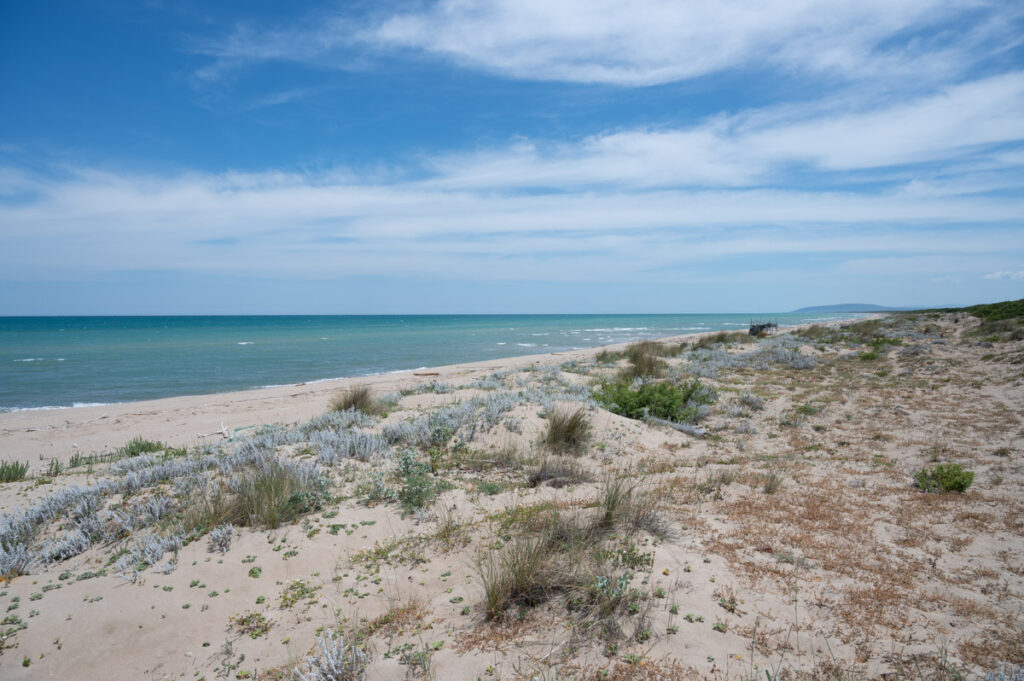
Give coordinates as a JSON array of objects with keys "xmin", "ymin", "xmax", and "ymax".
[
  {"xmin": 2, "ymin": 158, "xmax": 1023, "ymax": 287},
  {"xmin": 417, "ymin": 72, "xmax": 1024, "ymax": 191},
  {"xmin": 4, "ymin": 68, "xmax": 1024, "ymax": 288},
  {"xmin": 983, "ymin": 270, "xmax": 1024, "ymax": 280},
  {"xmin": 198, "ymin": 0, "xmax": 1020, "ymax": 87}
]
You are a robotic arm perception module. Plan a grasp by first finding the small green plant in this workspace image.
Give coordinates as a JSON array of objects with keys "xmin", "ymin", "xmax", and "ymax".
[
  {"xmin": 247, "ymin": 566, "xmax": 262, "ymax": 578},
  {"xmin": 230, "ymin": 611, "xmax": 272, "ymax": 639},
  {"xmin": 0, "ymin": 461, "xmax": 29, "ymax": 483},
  {"xmin": 712, "ymin": 620, "xmax": 727, "ymax": 633},
  {"xmin": 476, "ymin": 480, "xmax": 503, "ymax": 496},
  {"xmin": 117, "ymin": 436, "xmax": 165, "ymax": 458},
  {"xmin": 46, "ymin": 458, "xmax": 65, "ymax": 477},
  {"xmin": 395, "ymin": 450, "xmax": 437, "ymax": 511},
  {"xmin": 279, "ymin": 579, "xmax": 320, "ymax": 608},
  {"xmin": 915, "ymin": 463, "xmax": 974, "ymax": 493}
]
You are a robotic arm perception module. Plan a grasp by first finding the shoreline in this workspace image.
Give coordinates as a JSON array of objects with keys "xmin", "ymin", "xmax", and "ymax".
[
  {"xmin": 0, "ymin": 312, "xmax": 872, "ymax": 415},
  {"xmin": 0, "ymin": 315, "xmax": 874, "ymax": 459}
]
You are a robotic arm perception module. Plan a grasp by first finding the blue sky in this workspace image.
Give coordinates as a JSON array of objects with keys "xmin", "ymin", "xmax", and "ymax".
[{"xmin": 1, "ymin": 0, "xmax": 1023, "ymax": 314}]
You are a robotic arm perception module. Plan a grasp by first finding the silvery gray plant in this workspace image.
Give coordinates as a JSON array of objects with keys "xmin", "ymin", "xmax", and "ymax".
[
  {"xmin": 115, "ymin": 529, "xmax": 183, "ymax": 575},
  {"xmin": 39, "ymin": 529, "xmax": 91, "ymax": 564},
  {"xmin": 986, "ymin": 664, "xmax": 1024, "ymax": 681},
  {"xmin": 208, "ymin": 523, "xmax": 233, "ymax": 553},
  {"xmin": 313, "ymin": 430, "xmax": 391, "ymax": 465},
  {"xmin": 299, "ymin": 409, "xmax": 375, "ymax": 438},
  {"xmin": 295, "ymin": 629, "xmax": 368, "ymax": 681},
  {"xmin": 0, "ymin": 542, "xmax": 35, "ymax": 576}
]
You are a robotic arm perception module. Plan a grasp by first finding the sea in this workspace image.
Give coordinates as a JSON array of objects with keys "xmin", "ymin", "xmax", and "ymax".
[{"xmin": 0, "ymin": 313, "xmax": 862, "ymax": 411}]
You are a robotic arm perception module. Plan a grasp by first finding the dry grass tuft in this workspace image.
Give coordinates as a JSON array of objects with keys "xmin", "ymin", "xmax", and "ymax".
[
  {"xmin": 528, "ymin": 456, "xmax": 593, "ymax": 488},
  {"xmin": 329, "ymin": 384, "xmax": 384, "ymax": 415},
  {"xmin": 543, "ymin": 406, "xmax": 592, "ymax": 454},
  {"xmin": 620, "ymin": 341, "xmax": 669, "ymax": 379}
]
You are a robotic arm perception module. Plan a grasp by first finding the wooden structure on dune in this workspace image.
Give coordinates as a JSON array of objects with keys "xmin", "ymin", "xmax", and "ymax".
[{"xmin": 749, "ymin": 319, "xmax": 778, "ymax": 336}]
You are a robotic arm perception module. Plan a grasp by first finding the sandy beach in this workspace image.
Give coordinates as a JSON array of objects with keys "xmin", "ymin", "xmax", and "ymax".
[{"xmin": 0, "ymin": 310, "xmax": 1021, "ymax": 680}]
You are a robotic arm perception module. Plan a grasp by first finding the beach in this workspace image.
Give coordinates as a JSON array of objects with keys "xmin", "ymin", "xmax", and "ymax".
[{"xmin": 0, "ymin": 310, "xmax": 1021, "ymax": 679}]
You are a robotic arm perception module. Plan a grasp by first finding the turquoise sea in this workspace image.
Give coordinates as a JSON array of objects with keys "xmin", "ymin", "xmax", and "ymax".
[{"xmin": 0, "ymin": 313, "xmax": 861, "ymax": 410}]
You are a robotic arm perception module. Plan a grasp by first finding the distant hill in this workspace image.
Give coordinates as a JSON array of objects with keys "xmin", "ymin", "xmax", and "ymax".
[{"xmin": 792, "ymin": 303, "xmax": 911, "ymax": 313}]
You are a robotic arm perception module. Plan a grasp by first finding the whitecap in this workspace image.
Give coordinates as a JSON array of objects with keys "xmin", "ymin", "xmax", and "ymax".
[
  {"xmin": 237, "ymin": 341, "xmax": 254, "ymax": 345},
  {"xmin": 13, "ymin": 358, "xmax": 44, "ymax": 362}
]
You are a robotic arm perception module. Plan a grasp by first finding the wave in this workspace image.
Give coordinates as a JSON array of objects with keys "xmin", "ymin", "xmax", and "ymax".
[
  {"xmin": 237, "ymin": 341, "xmax": 254, "ymax": 345},
  {"xmin": 2, "ymin": 401, "xmax": 117, "ymax": 412}
]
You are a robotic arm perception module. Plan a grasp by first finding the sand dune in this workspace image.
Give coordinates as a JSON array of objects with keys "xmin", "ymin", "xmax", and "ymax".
[{"xmin": 0, "ymin": 311, "xmax": 1021, "ymax": 680}]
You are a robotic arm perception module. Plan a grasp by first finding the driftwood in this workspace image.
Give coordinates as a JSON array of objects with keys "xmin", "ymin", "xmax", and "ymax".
[
  {"xmin": 646, "ymin": 416, "xmax": 707, "ymax": 438},
  {"xmin": 196, "ymin": 422, "xmax": 231, "ymax": 440}
]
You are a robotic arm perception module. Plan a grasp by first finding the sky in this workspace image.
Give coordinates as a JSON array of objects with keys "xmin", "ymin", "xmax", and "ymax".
[{"xmin": 1, "ymin": 0, "xmax": 1023, "ymax": 315}]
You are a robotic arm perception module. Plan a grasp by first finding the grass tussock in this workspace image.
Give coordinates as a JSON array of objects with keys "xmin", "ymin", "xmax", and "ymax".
[
  {"xmin": 329, "ymin": 384, "xmax": 386, "ymax": 415},
  {"xmin": 543, "ymin": 406, "xmax": 591, "ymax": 454},
  {"xmin": 479, "ymin": 479, "xmax": 666, "ymax": 623},
  {"xmin": 479, "ymin": 534, "xmax": 558, "ymax": 620},
  {"xmin": 595, "ymin": 349, "xmax": 624, "ymax": 364},
  {"xmin": 182, "ymin": 485, "xmax": 236, "ymax": 535},
  {"xmin": 528, "ymin": 456, "xmax": 592, "ymax": 488},
  {"xmin": 620, "ymin": 341, "xmax": 669, "ymax": 379},
  {"xmin": 843, "ymin": 318, "xmax": 885, "ymax": 343},
  {"xmin": 798, "ymin": 324, "xmax": 836, "ymax": 341},
  {"xmin": 0, "ymin": 460, "xmax": 29, "ymax": 483},
  {"xmin": 691, "ymin": 330, "xmax": 752, "ymax": 349},
  {"xmin": 184, "ymin": 457, "xmax": 330, "ymax": 532},
  {"xmin": 233, "ymin": 459, "xmax": 329, "ymax": 528},
  {"xmin": 761, "ymin": 471, "xmax": 784, "ymax": 494},
  {"xmin": 595, "ymin": 477, "xmax": 668, "ymax": 538}
]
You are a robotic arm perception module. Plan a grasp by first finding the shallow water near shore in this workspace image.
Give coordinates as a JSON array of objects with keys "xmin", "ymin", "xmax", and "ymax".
[{"xmin": 0, "ymin": 312, "xmax": 859, "ymax": 409}]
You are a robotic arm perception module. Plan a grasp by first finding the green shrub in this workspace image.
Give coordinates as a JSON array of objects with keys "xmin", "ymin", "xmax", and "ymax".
[
  {"xmin": 395, "ymin": 450, "xmax": 436, "ymax": 511},
  {"xmin": 594, "ymin": 378, "xmax": 715, "ymax": 423},
  {"xmin": 961, "ymin": 298, "xmax": 1024, "ymax": 321},
  {"xmin": 915, "ymin": 463, "xmax": 974, "ymax": 493},
  {"xmin": 0, "ymin": 460, "xmax": 28, "ymax": 483},
  {"xmin": 543, "ymin": 406, "xmax": 591, "ymax": 454}
]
